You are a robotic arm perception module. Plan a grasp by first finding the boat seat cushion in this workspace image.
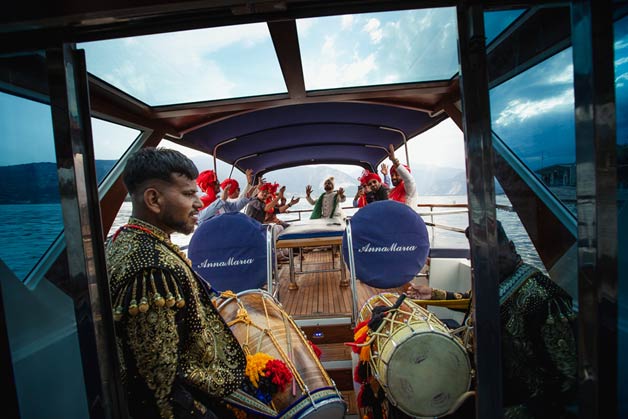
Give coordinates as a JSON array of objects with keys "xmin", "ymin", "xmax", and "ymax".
[
  {"xmin": 188, "ymin": 212, "xmax": 268, "ymax": 293},
  {"xmin": 342, "ymin": 200, "xmax": 430, "ymax": 288}
]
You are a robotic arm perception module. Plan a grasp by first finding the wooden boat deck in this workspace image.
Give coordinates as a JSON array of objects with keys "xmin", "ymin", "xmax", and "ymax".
[{"xmin": 275, "ymin": 247, "xmax": 408, "ymax": 319}]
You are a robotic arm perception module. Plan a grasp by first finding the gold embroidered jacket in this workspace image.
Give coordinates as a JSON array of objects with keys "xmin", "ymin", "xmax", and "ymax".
[
  {"xmin": 107, "ymin": 218, "xmax": 246, "ymax": 419},
  {"xmin": 434, "ymin": 264, "xmax": 577, "ymax": 419}
]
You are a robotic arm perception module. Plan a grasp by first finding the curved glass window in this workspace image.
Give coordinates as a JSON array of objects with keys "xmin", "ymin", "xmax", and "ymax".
[
  {"xmin": 0, "ymin": 91, "xmax": 62, "ymax": 280},
  {"xmin": 91, "ymin": 117, "xmax": 141, "ymax": 184},
  {"xmin": 490, "ymin": 47, "xmax": 576, "ymax": 214},
  {"xmin": 614, "ymin": 13, "xmax": 628, "ymax": 417},
  {"xmin": 80, "ymin": 23, "xmax": 286, "ymax": 106},
  {"xmin": 297, "ymin": 7, "xmax": 459, "ymax": 90}
]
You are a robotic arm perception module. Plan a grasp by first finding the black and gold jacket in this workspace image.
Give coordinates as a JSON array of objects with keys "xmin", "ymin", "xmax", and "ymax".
[{"xmin": 107, "ymin": 218, "xmax": 245, "ymax": 419}]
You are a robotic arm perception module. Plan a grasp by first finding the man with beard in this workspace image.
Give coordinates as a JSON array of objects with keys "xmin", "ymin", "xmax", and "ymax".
[
  {"xmin": 106, "ymin": 147, "xmax": 246, "ymax": 419},
  {"xmin": 384, "ymin": 144, "xmax": 418, "ymax": 208},
  {"xmin": 197, "ymin": 169, "xmax": 258, "ymax": 224},
  {"xmin": 305, "ymin": 176, "xmax": 346, "ymax": 219},
  {"xmin": 406, "ymin": 221, "xmax": 577, "ymax": 419},
  {"xmin": 359, "ymin": 170, "xmax": 388, "ymax": 205}
]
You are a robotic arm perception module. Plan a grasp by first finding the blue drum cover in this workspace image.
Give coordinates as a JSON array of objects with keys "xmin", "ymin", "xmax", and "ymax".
[
  {"xmin": 188, "ymin": 212, "xmax": 268, "ymax": 293},
  {"xmin": 342, "ymin": 200, "xmax": 430, "ymax": 288}
]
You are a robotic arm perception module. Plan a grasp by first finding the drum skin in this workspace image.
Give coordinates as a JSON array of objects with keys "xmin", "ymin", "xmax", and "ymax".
[
  {"xmin": 359, "ymin": 293, "xmax": 472, "ymax": 418},
  {"xmin": 218, "ymin": 290, "xmax": 346, "ymax": 419}
]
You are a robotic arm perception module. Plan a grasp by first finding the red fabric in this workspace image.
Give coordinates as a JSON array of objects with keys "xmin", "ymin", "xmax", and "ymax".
[
  {"xmin": 265, "ymin": 193, "xmax": 277, "ymax": 213},
  {"xmin": 359, "ymin": 171, "xmax": 381, "ymax": 185},
  {"xmin": 389, "ymin": 165, "xmax": 410, "ymax": 203},
  {"xmin": 200, "ymin": 193, "xmax": 216, "ymax": 209},
  {"xmin": 196, "ymin": 170, "xmax": 217, "ymax": 192},
  {"xmin": 357, "ymin": 194, "xmax": 367, "ymax": 208},
  {"xmin": 388, "ymin": 183, "xmax": 406, "ymax": 203},
  {"xmin": 220, "ymin": 178, "xmax": 239, "ymax": 191},
  {"xmin": 390, "ymin": 164, "xmax": 411, "ymax": 175},
  {"xmin": 264, "ymin": 359, "xmax": 293, "ymax": 391},
  {"xmin": 308, "ymin": 341, "xmax": 322, "ymax": 359},
  {"xmin": 259, "ymin": 182, "xmax": 273, "ymax": 192}
]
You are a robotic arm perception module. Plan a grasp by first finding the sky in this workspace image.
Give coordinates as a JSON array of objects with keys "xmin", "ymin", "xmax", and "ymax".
[{"xmin": 1, "ymin": 9, "xmax": 627, "ymax": 172}]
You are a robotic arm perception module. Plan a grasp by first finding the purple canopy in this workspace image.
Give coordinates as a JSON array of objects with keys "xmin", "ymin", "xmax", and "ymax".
[{"xmin": 183, "ymin": 102, "xmax": 445, "ymax": 175}]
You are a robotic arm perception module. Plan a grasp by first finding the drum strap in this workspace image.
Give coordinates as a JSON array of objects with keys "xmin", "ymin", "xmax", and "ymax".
[{"xmin": 225, "ymin": 389, "xmax": 277, "ymax": 417}]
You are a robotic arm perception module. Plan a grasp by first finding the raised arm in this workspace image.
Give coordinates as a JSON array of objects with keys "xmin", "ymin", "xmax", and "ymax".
[{"xmin": 305, "ymin": 185, "xmax": 316, "ymax": 205}]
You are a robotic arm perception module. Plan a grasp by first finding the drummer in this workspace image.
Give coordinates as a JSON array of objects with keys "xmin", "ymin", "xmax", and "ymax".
[{"xmin": 407, "ymin": 221, "xmax": 577, "ymax": 419}]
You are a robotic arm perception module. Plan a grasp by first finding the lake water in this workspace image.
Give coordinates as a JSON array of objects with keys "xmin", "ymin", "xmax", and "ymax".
[{"xmin": 1, "ymin": 194, "xmax": 544, "ymax": 280}]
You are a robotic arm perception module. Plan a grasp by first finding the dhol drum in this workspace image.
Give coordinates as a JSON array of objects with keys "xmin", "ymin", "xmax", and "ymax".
[
  {"xmin": 218, "ymin": 290, "xmax": 346, "ymax": 419},
  {"xmin": 358, "ymin": 293, "xmax": 473, "ymax": 418}
]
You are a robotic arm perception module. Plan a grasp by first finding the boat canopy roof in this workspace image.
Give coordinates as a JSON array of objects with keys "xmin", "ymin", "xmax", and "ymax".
[{"xmin": 183, "ymin": 101, "xmax": 448, "ymax": 174}]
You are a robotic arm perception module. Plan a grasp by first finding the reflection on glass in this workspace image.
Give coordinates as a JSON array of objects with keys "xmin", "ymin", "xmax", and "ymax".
[
  {"xmin": 80, "ymin": 23, "xmax": 287, "ymax": 105},
  {"xmin": 490, "ymin": 48, "xmax": 576, "ymax": 213},
  {"xmin": 614, "ymin": 14, "xmax": 628, "ymax": 417},
  {"xmin": 484, "ymin": 9, "xmax": 526, "ymax": 46},
  {"xmin": 91, "ymin": 118, "xmax": 140, "ymax": 183},
  {"xmin": 297, "ymin": 7, "xmax": 458, "ymax": 90},
  {"xmin": 0, "ymin": 91, "xmax": 62, "ymax": 280}
]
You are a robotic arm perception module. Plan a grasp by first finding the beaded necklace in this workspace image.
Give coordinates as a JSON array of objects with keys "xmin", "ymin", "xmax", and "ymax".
[{"xmin": 113, "ymin": 218, "xmax": 192, "ymax": 267}]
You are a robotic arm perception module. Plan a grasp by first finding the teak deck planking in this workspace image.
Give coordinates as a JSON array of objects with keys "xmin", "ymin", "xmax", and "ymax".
[{"xmin": 276, "ymin": 247, "xmax": 408, "ymax": 319}]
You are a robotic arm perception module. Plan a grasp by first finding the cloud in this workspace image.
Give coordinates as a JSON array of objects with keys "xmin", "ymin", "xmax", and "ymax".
[
  {"xmin": 494, "ymin": 90, "xmax": 573, "ymax": 127},
  {"xmin": 341, "ymin": 15, "xmax": 354, "ymax": 30},
  {"xmin": 547, "ymin": 64, "xmax": 573, "ymax": 84},
  {"xmin": 363, "ymin": 18, "xmax": 383, "ymax": 43}
]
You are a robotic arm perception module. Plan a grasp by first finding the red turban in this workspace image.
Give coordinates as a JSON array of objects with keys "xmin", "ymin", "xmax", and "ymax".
[
  {"xmin": 359, "ymin": 171, "xmax": 381, "ymax": 185},
  {"xmin": 390, "ymin": 164, "xmax": 411, "ymax": 175},
  {"xmin": 259, "ymin": 183, "xmax": 273, "ymax": 192},
  {"xmin": 220, "ymin": 178, "xmax": 239, "ymax": 191},
  {"xmin": 196, "ymin": 170, "xmax": 217, "ymax": 192}
]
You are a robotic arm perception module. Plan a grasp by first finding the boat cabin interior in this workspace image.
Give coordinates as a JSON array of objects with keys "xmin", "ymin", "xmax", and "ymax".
[{"xmin": 1, "ymin": 1, "xmax": 626, "ymax": 419}]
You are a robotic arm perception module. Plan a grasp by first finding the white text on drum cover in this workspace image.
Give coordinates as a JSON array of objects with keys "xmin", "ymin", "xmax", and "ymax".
[
  {"xmin": 197, "ymin": 257, "xmax": 255, "ymax": 268},
  {"xmin": 358, "ymin": 243, "xmax": 418, "ymax": 253}
]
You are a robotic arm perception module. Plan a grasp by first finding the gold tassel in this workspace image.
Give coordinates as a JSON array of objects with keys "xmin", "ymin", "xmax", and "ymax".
[
  {"xmin": 138, "ymin": 272, "xmax": 149, "ymax": 313},
  {"xmin": 150, "ymin": 269, "xmax": 165, "ymax": 307}
]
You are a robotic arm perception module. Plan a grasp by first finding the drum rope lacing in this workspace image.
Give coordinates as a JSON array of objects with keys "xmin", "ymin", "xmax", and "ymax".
[{"xmin": 221, "ymin": 292, "xmax": 334, "ymax": 398}]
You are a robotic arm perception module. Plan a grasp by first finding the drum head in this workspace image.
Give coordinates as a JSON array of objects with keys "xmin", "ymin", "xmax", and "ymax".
[{"xmin": 385, "ymin": 332, "xmax": 471, "ymax": 417}]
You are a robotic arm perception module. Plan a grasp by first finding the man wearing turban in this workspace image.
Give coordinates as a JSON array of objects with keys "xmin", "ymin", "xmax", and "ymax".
[
  {"xmin": 305, "ymin": 176, "xmax": 346, "ymax": 219},
  {"xmin": 197, "ymin": 169, "xmax": 257, "ymax": 224},
  {"xmin": 196, "ymin": 169, "xmax": 219, "ymax": 209},
  {"xmin": 386, "ymin": 144, "xmax": 418, "ymax": 208},
  {"xmin": 358, "ymin": 170, "xmax": 388, "ymax": 205}
]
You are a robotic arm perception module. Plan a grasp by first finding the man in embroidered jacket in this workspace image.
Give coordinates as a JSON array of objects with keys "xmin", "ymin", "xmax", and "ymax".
[
  {"xmin": 106, "ymin": 147, "xmax": 246, "ymax": 419},
  {"xmin": 305, "ymin": 176, "xmax": 346, "ymax": 219},
  {"xmin": 407, "ymin": 221, "xmax": 577, "ymax": 419}
]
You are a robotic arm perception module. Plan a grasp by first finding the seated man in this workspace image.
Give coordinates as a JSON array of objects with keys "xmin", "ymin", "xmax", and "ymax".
[
  {"xmin": 246, "ymin": 183, "xmax": 298, "ymax": 262},
  {"xmin": 352, "ymin": 183, "xmax": 368, "ymax": 208},
  {"xmin": 246, "ymin": 183, "xmax": 298, "ymax": 224},
  {"xmin": 196, "ymin": 169, "xmax": 219, "ymax": 209},
  {"xmin": 198, "ymin": 169, "xmax": 257, "ymax": 224},
  {"xmin": 305, "ymin": 176, "xmax": 346, "ymax": 219},
  {"xmin": 407, "ymin": 221, "xmax": 577, "ymax": 419},
  {"xmin": 359, "ymin": 170, "xmax": 388, "ymax": 205}
]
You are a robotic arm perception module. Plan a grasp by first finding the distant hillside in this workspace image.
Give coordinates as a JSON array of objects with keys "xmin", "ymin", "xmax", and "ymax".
[
  {"xmin": 0, "ymin": 160, "xmax": 116, "ymax": 204},
  {"xmin": 0, "ymin": 160, "xmax": 472, "ymax": 204}
]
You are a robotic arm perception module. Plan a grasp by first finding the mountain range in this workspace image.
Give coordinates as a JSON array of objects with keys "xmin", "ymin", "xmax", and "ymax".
[{"xmin": 0, "ymin": 160, "xmax": 470, "ymax": 204}]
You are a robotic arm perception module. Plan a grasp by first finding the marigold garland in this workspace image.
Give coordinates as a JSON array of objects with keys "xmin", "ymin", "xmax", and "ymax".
[
  {"xmin": 265, "ymin": 359, "xmax": 293, "ymax": 391},
  {"xmin": 244, "ymin": 351, "xmax": 294, "ymax": 406},
  {"xmin": 246, "ymin": 352, "xmax": 274, "ymax": 388}
]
